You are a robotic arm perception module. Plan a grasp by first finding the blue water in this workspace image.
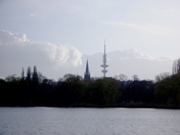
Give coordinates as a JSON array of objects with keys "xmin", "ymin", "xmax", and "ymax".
[{"xmin": 0, "ymin": 107, "xmax": 180, "ymax": 135}]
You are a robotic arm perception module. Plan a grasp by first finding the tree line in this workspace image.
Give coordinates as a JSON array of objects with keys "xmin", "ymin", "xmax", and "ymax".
[{"xmin": 0, "ymin": 58, "xmax": 180, "ymax": 108}]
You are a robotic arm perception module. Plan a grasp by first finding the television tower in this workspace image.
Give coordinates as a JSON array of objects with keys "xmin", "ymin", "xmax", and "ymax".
[{"xmin": 101, "ymin": 40, "xmax": 108, "ymax": 78}]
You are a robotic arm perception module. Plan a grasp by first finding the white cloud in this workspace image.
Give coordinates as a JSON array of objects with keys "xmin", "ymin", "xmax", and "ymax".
[
  {"xmin": 102, "ymin": 21, "xmax": 173, "ymax": 36},
  {"xmin": 30, "ymin": 13, "xmax": 43, "ymax": 18},
  {"xmin": 83, "ymin": 49, "xmax": 173, "ymax": 80},
  {"xmin": 0, "ymin": 30, "xmax": 82, "ymax": 80},
  {"xmin": 0, "ymin": 30, "xmax": 29, "ymax": 45}
]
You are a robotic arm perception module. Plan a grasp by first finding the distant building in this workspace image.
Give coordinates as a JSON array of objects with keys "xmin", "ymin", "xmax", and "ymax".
[
  {"xmin": 101, "ymin": 41, "xmax": 108, "ymax": 78},
  {"xmin": 84, "ymin": 59, "xmax": 90, "ymax": 82}
]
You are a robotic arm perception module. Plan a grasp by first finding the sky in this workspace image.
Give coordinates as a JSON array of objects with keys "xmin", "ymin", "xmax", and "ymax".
[{"xmin": 0, "ymin": 0, "xmax": 180, "ymax": 80}]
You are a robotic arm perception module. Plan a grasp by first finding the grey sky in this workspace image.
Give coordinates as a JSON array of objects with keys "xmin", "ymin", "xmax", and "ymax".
[{"xmin": 0, "ymin": 0, "xmax": 179, "ymax": 80}]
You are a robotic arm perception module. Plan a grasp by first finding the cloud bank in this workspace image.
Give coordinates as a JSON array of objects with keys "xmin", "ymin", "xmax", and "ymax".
[
  {"xmin": 0, "ymin": 30, "xmax": 174, "ymax": 80},
  {"xmin": 0, "ymin": 30, "xmax": 82, "ymax": 80},
  {"xmin": 83, "ymin": 49, "xmax": 173, "ymax": 80}
]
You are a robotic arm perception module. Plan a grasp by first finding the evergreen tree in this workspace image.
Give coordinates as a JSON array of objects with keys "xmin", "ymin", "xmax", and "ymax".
[
  {"xmin": 21, "ymin": 68, "xmax": 24, "ymax": 80},
  {"xmin": 32, "ymin": 66, "xmax": 38, "ymax": 84},
  {"xmin": 26, "ymin": 66, "xmax": 31, "ymax": 82},
  {"xmin": 172, "ymin": 58, "xmax": 180, "ymax": 74}
]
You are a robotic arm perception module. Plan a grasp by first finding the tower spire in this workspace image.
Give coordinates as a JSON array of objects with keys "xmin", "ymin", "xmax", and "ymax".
[
  {"xmin": 104, "ymin": 39, "xmax": 106, "ymax": 54},
  {"xmin": 101, "ymin": 40, "xmax": 108, "ymax": 78},
  {"xmin": 84, "ymin": 59, "xmax": 90, "ymax": 81}
]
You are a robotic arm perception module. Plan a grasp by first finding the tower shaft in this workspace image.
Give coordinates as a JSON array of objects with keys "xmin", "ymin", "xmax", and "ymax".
[{"xmin": 101, "ymin": 41, "xmax": 108, "ymax": 78}]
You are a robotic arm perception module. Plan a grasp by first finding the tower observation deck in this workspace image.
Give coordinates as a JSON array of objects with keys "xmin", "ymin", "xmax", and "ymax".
[{"xmin": 101, "ymin": 41, "xmax": 108, "ymax": 78}]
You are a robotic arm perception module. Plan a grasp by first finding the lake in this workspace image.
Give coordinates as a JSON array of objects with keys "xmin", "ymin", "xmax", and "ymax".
[{"xmin": 0, "ymin": 107, "xmax": 180, "ymax": 135}]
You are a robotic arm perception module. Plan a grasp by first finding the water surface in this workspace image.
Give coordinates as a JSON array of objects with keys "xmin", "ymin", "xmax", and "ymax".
[{"xmin": 0, "ymin": 107, "xmax": 180, "ymax": 135}]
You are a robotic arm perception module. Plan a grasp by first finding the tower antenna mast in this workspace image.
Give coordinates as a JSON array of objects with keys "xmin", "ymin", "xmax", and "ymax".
[{"xmin": 101, "ymin": 40, "xmax": 108, "ymax": 78}]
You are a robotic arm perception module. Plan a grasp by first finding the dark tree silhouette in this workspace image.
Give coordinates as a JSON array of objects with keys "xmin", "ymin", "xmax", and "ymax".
[
  {"xmin": 87, "ymin": 78, "xmax": 121, "ymax": 106},
  {"xmin": 132, "ymin": 75, "xmax": 139, "ymax": 81},
  {"xmin": 26, "ymin": 66, "xmax": 31, "ymax": 82},
  {"xmin": 119, "ymin": 74, "xmax": 128, "ymax": 81},
  {"xmin": 155, "ymin": 73, "xmax": 180, "ymax": 107},
  {"xmin": 32, "ymin": 66, "xmax": 38, "ymax": 84},
  {"xmin": 2, "ymin": 65, "xmax": 180, "ymax": 108},
  {"xmin": 155, "ymin": 72, "xmax": 170, "ymax": 82},
  {"xmin": 21, "ymin": 68, "xmax": 24, "ymax": 80},
  {"xmin": 172, "ymin": 58, "xmax": 180, "ymax": 74}
]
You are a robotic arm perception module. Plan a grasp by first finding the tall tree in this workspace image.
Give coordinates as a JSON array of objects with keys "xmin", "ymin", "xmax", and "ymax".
[
  {"xmin": 132, "ymin": 75, "xmax": 139, "ymax": 81},
  {"xmin": 119, "ymin": 74, "xmax": 128, "ymax": 81},
  {"xmin": 172, "ymin": 58, "xmax": 180, "ymax": 74},
  {"xmin": 21, "ymin": 68, "xmax": 24, "ymax": 80},
  {"xmin": 52, "ymin": 74, "xmax": 84, "ymax": 106},
  {"xmin": 88, "ymin": 78, "xmax": 121, "ymax": 106},
  {"xmin": 155, "ymin": 73, "xmax": 180, "ymax": 107},
  {"xmin": 26, "ymin": 66, "xmax": 31, "ymax": 82},
  {"xmin": 155, "ymin": 72, "xmax": 170, "ymax": 82},
  {"xmin": 32, "ymin": 66, "xmax": 38, "ymax": 84}
]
